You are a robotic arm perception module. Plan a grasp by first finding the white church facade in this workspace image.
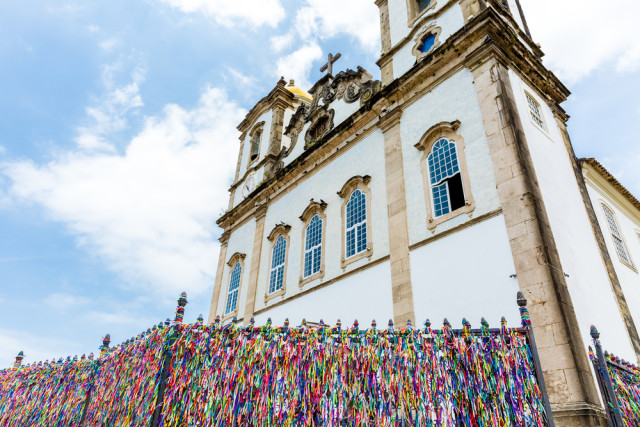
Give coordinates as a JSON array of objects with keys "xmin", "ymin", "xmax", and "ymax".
[{"xmin": 208, "ymin": 0, "xmax": 640, "ymax": 425}]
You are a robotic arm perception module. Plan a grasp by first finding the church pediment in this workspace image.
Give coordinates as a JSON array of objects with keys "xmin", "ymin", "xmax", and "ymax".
[
  {"xmin": 306, "ymin": 67, "xmax": 381, "ymax": 120},
  {"xmin": 282, "ymin": 66, "xmax": 382, "ymax": 158}
]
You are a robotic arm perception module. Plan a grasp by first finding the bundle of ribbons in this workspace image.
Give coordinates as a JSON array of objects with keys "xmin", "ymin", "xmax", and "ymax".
[
  {"xmin": 605, "ymin": 354, "xmax": 640, "ymax": 425},
  {"xmin": 0, "ymin": 318, "xmax": 548, "ymax": 426},
  {"xmin": 159, "ymin": 319, "xmax": 547, "ymax": 426},
  {"xmin": 0, "ymin": 356, "xmax": 98, "ymax": 425},
  {"xmin": 81, "ymin": 326, "xmax": 170, "ymax": 425}
]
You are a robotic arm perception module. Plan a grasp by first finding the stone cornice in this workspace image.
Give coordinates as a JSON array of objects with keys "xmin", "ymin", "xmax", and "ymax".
[
  {"xmin": 217, "ymin": 6, "xmax": 572, "ymax": 232},
  {"xmin": 237, "ymin": 80, "xmax": 295, "ymax": 134},
  {"xmin": 377, "ymin": 107, "xmax": 403, "ymax": 133},
  {"xmin": 581, "ymin": 159, "xmax": 640, "ymax": 223}
]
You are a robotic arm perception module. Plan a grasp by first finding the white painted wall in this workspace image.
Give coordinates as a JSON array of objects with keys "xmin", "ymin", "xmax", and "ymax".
[
  {"xmin": 253, "ymin": 261, "xmax": 394, "ymax": 326},
  {"xmin": 411, "ymin": 214, "xmax": 521, "ymax": 327},
  {"xmin": 387, "ymin": 0, "xmax": 452, "ymax": 47},
  {"xmin": 254, "ymin": 130, "xmax": 389, "ymax": 312},
  {"xmin": 215, "ymin": 219, "xmax": 257, "ymax": 317},
  {"xmin": 282, "ymin": 120, "xmax": 310, "ymax": 169},
  {"xmin": 505, "ymin": 0, "xmax": 526, "ymax": 31},
  {"xmin": 387, "ymin": 0, "xmax": 410, "ymax": 47},
  {"xmin": 392, "ymin": 4, "xmax": 465, "ymax": 79},
  {"xmin": 332, "ymin": 98, "xmax": 362, "ymax": 132},
  {"xmin": 586, "ymin": 182, "xmax": 640, "ymax": 352},
  {"xmin": 401, "ymin": 69, "xmax": 501, "ymax": 246},
  {"xmin": 509, "ymin": 70, "xmax": 637, "ymax": 362}
]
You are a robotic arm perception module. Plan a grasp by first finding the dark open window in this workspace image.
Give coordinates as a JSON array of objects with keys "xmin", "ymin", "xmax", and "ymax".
[
  {"xmin": 418, "ymin": 0, "xmax": 431, "ymax": 13},
  {"xmin": 250, "ymin": 131, "xmax": 261, "ymax": 161},
  {"xmin": 310, "ymin": 118, "xmax": 328, "ymax": 141}
]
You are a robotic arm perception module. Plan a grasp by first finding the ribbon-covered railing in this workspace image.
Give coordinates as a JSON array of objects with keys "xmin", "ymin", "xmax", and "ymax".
[
  {"xmin": 159, "ymin": 315, "xmax": 549, "ymax": 426},
  {"xmin": 589, "ymin": 326, "xmax": 640, "ymax": 427},
  {"xmin": 0, "ymin": 292, "xmax": 553, "ymax": 426},
  {"xmin": 0, "ymin": 355, "xmax": 98, "ymax": 425},
  {"xmin": 81, "ymin": 326, "xmax": 171, "ymax": 425}
]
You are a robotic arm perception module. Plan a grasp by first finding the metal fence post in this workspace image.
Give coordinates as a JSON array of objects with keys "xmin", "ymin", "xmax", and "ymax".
[
  {"xmin": 517, "ymin": 291, "xmax": 555, "ymax": 427},
  {"xmin": 590, "ymin": 325, "xmax": 624, "ymax": 427},
  {"xmin": 12, "ymin": 351, "xmax": 24, "ymax": 370},
  {"xmin": 150, "ymin": 291, "xmax": 188, "ymax": 427},
  {"xmin": 79, "ymin": 333, "xmax": 107, "ymax": 426}
]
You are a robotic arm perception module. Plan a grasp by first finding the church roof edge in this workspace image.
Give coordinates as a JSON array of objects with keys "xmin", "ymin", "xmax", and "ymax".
[{"xmin": 580, "ymin": 158, "xmax": 640, "ymax": 212}]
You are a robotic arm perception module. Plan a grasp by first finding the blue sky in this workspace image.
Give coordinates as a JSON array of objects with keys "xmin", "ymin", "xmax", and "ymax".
[{"xmin": 0, "ymin": 0, "xmax": 638, "ymax": 367}]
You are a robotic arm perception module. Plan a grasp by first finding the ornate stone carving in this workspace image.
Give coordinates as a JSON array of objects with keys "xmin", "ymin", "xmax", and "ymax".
[
  {"xmin": 283, "ymin": 104, "xmax": 307, "ymax": 156},
  {"xmin": 304, "ymin": 106, "xmax": 335, "ymax": 149},
  {"xmin": 281, "ymin": 66, "xmax": 381, "ymax": 157}
]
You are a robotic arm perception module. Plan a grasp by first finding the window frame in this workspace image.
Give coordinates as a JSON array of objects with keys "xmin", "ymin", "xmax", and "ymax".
[
  {"xmin": 415, "ymin": 120, "xmax": 475, "ymax": 232},
  {"xmin": 299, "ymin": 200, "xmax": 328, "ymax": 287},
  {"xmin": 222, "ymin": 252, "xmax": 246, "ymax": 321},
  {"xmin": 406, "ymin": 0, "xmax": 437, "ymax": 27},
  {"xmin": 523, "ymin": 90, "xmax": 548, "ymax": 133},
  {"xmin": 338, "ymin": 175, "xmax": 373, "ymax": 269},
  {"xmin": 265, "ymin": 224, "xmax": 291, "ymax": 303},
  {"xmin": 411, "ymin": 24, "xmax": 442, "ymax": 61},
  {"xmin": 600, "ymin": 202, "xmax": 636, "ymax": 271}
]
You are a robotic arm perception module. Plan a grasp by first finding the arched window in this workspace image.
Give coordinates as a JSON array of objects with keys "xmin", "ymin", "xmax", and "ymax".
[
  {"xmin": 299, "ymin": 200, "xmax": 327, "ymax": 286},
  {"xmin": 269, "ymin": 235, "xmax": 287, "ymax": 294},
  {"xmin": 427, "ymin": 138, "xmax": 465, "ymax": 217},
  {"xmin": 602, "ymin": 204, "xmax": 633, "ymax": 266},
  {"xmin": 416, "ymin": 121, "xmax": 475, "ymax": 231},
  {"xmin": 249, "ymin": 130, "xmax": 261, "ymax": 162},
  {"xmin": 225, "ymin": 262, "xmax": 242, "ymax": 315},
  {"xmin": 346, "ymin": 189, "xmax": 368, "ymax": 258},
  {"xmin": 338, "ymin": 175, "xmax": 372, "ymax": 268},
  {"xmin": 304, "ymin": 215, "xmax": 323, "ymax": 278}
]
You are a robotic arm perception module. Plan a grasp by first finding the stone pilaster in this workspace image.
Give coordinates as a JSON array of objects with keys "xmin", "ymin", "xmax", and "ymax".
[
  {"xmin": 379, "ymin": 108, "xmax": 415, "ymax": 326},
  {"xmin": 470, "ymin": 55, "xmax": 606, "ymax": 426},
  {"xmin": 207, "ymin": 231, "xmax": 230, "ymax": 324},
  {"xmin": 459, "ymin": 0, "xmax": 484, "ymax": 23},
  {"xmin": 374, "ymin": 0, "xmax": 394, "ymax": 86},
  {"xmin": 243, "ymin": 205, "xmax": 268, "ymax": 324}
]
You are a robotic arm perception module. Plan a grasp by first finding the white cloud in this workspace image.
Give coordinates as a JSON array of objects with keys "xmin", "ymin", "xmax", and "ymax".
[
  {"xmin": 521, "ymin": 0, "xmax": 640, "ymax": 82},
  {"xmin": 276, "ymin": 42, "xmax": 323, "ymax": 90},
  {"xmin": 159, "ymin": 0, "xmax": 286, "ymax": 27},
  {"xmin": 225, "ymin": 67, "xmax": 256, "ymax": 87},
  {"xmin": 99, "ymin": 37, "xmax": 119, "ymax": 53},
  {"xmin": 270, "ymin": 33, "xmax": 294, "ymax": 53},
  {"xmin": 272, "ymin": 0, "xmax": 380, "ymax": 91},
  {"xmin": 75, "ymin": 60, "xmax": 146, "ymax": 151},
  {"xmin": 2, "ymin": 87, "xmax": 245, "ymax": 298},
  {"xmin": 44, "ymin": 292, "xmax": 91, "ymax": 310},
  {"xmin": 0, "ymin": 145, "xmax": 5, "ymax": 154},
  {"xmin": 294, "ymin": 0, "xmax": 380, "ymax": 52}
]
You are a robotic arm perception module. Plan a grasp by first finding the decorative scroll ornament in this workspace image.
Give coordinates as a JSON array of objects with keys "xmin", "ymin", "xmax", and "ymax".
[{"xmin": 283, "ymin": 66, "xmax": 382, "ymax": 157}]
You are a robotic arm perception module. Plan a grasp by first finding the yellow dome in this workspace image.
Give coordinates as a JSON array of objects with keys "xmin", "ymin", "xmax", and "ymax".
[{"xmin": 286, "ymin": 80, "xmax": 312, "ymax": 100}]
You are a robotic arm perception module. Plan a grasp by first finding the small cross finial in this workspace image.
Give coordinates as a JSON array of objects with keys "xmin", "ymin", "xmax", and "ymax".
[{"xmin": 319, "ymin": 52, "xmax": 342, "ymax": 77}]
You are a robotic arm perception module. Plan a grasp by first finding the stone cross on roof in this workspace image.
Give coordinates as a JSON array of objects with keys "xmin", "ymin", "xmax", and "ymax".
[{"xmin": 319, "ymin": 52, "xmax": 341, "ymax": 77}]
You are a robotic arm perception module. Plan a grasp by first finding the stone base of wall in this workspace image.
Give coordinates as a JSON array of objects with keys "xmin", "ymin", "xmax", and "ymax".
[{"xmin": 552, "ymin": 403, "xmax": 608, "ymax": 427}]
